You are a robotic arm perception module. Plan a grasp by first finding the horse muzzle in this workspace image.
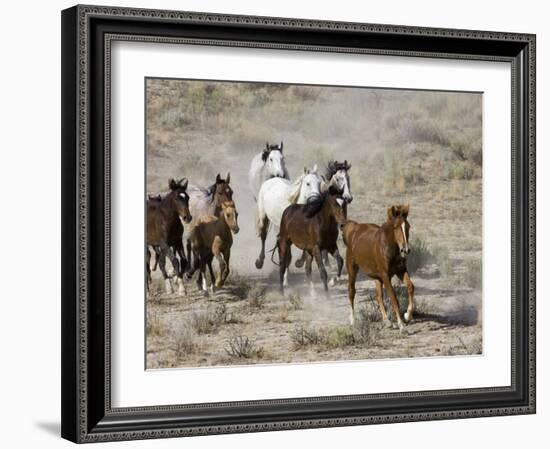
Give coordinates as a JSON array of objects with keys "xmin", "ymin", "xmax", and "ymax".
[
  {"xmin": 232, "ymin": 227, "xmax": 240, "ymax": 234},
  {"xmin": 400, "ymin": 247, "xmax": 411, "ymax": 258},
  {"xmin": 182, "ymin": 215, "xmax": 192, "ymax": 224}
]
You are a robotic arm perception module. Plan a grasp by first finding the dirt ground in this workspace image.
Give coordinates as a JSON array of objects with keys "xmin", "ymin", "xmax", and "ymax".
[{"xmin": 145, "ymin": 80, "xmax": 483, "ymax": 369}]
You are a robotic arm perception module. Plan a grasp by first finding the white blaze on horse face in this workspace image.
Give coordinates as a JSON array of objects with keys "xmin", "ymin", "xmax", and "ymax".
[
  {"xmin": 336, "ymin": 198, "xmax": 344, "ymax": 207},
  {"xmin": 267, "ymin": 150, "xmax": 286, "ymax": 178},
  {"xmin": 179, "ymin": 193, "xmax": 187, "ymax": 200},
  {"xmin": 401, "ymin": 222, "xmax": 409, "ymax": 252}
]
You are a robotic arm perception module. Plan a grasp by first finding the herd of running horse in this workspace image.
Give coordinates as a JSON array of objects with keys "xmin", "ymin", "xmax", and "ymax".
[{"xmin": 147, "ymin": 142, "xmax": 415, "ymax": 331}]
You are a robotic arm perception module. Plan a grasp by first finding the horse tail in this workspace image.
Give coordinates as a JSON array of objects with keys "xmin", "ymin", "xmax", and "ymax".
[{"xmin": 269, "ymin": 239, "xmax": 280, "ymax": 266}]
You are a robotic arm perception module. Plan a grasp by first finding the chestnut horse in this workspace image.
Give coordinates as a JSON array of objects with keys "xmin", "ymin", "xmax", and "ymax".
[
  {"xmin": 277, "ymin": 188, "xmax": 347, "ymax": 294},
  {"xmin": 342, "ymin": 205, "xmax": 415, "ymax": 330},
  {"xmin": 146, "ymin": 178, "xmax": 192, "ymax": 294},
  {"xmin": 188, "ymin": 201, "xmax": 240, "ymax": 293}
]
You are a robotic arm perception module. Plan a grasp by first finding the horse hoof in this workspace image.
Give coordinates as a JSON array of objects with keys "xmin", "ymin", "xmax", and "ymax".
[
  {"xmin": 404, "ymin": 312, "xmax": 412, "ymax": 323},
  {"xmin": 164, "ymin": 281, "xmax": 173, "ymax": 295},
  {"xmin": 328, "ymin": 278, "xmax": 336, "ymax": 287},
  {"xmin": 255, "ymin": 259, "xmax": 264, "ymax": 269},
  {"xmin": 383, "ymin": 319, "xmax": 392, "ymax": 328},
  {"xmin": 295, "ymin": 259, "xmax": 305, "ymax": 268}
]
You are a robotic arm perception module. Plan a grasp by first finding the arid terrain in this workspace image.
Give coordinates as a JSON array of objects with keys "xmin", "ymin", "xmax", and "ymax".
[{"xmin": 145, "ymin": 79, "xmax": 483, "ymax": 369}]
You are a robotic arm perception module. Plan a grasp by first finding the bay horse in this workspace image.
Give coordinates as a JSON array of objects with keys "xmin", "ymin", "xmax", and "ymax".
[
  {"xmin": 184, "ymin": 173, "xmax": 234, "ymax": 271},
  {"xmin": 146, "ymin": 178, "xmax": 192, "ymax": 294},
  {"xmin": 255, "ymin": 165, "xmax": 322, "ymax": 271},
  {"xmin": 188, "ymin": 201, "xmax": 240, "ymax": 293},
  {"xmin": 248, "ymin": 142, "xmax": 289, "ymax": 201},
  {"xmin": 295, "ymin": 160, "xmax": 353, "ymax": 275},
  {"xmin": 277, "ymin": 188, "xmax": 347, "ymax": 294},
  {"xmin": 342, "ymin": 205, "xmax": 415, "ymax": 331}
]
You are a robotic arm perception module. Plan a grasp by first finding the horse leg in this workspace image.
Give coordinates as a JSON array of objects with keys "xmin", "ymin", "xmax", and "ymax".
[
  {"xmin": 328, "ymin": 248, "xmax": 344, "ymax": 286},
  {"xmin": 322, "ymin": 249, "xmax": 331, "ymax": 268},
  {"xmin": 305, "ymin": 252, "xmax": 314, "ymax": 291},
  {"xmin": 382, "ymin": 275, "xmax": 405, "ymax": 331},
  {"xmin": 255, "ymin": 215, "xmax": 269, "ymax": 269},
  {"xmin": 221, "ymin": 248, "xmax": 231, "ymax": 286},
  {"xmin": 152, "ymin": 246, "xmax": 160, "ymax": 271},
  {"xmin": 295, "ymin": 250, "xmax": 307, "ymax": 268},
  {"xmin": 146, "ymin": 247, "xmax": 152, "ymax": 293},
  {"xmin": 207, "ymin": 258, "xmax": 216, "ymax": 293},
  {"xmin": 312, "ymin": 246, "xmax": 329, "ymax": 294},
  {"xmin": 279, "ymin": 239, "xmax": 291, "ymax": 294},
  {"xmin": 174, "ymin": 242, "xmax": 187, "ymax": 295},
  {"xmin": 157, "ymin": 244, "xmax": 175, "ymax": 294},
  {"xmin": 374, "ymin": 279, "xmax": 390, "ymax": 325},
  {"xmin": 399, "ymin": 271, "xmax": 415, "ymax": 322},
  {"xmin": 346, "ymin": 259, "xmax": 359, "ymax": 325},
  {"xmin": 212, "ymin": 237, "xmax": 226, "ymax": 288},
  {"xmin": 185, "ymin": 239, "xmax": 193, "ymax": 274}
]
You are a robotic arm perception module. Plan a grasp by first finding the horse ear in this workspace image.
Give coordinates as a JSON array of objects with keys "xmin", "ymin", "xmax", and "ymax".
[
  {"xmin": 402, "ymin": 204, "xmax": 409, "ymax": 218},
  {"xmin": 312, "ymin": 164, "xmax": 318, "ymax": 174},
  {"xmin": 181, "ymin": 178, "xmax": 188, "ymax": 190},
  {"xmin": 387, "ymin": 206, "xmax": 396, "ymax": 220},
  {"xmin": 344, "ymin": 160, "xmax": 351, "ymax": 170},
  {"xmin": 168, "ymin": 178, "xmax": 177, "ymax": 190},
  {"xmin": 280, "ymin": 141, "xmax": 283, "ymax": 152},
  {"xmin": 226, "ymin": 172, "xmax": 230, "ymax": 184},
  {"xmin": 303, "ymin": 166, "xmax": 309, "ymax": 174},
  {"xmin": 266, "ymin": 142, "xmax": 269, "ymax": 150},
  {"xmin": 216, "ymin": 173, "xmax": 221, "ymax": 183}
]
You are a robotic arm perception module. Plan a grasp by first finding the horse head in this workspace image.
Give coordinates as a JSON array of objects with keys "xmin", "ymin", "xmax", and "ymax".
[
  {"xmin": 168, "ymin": 177, "xmax": 192, "ymax": 223},
  {"xmin": 296, "ymin": 164, "xmax": 322, "ymax": 204},
  {"xmin": 387, "ymin": 204, "xmax": 411, "ymax": 258},
  {"xmin": 326, "ymin": 160, "xmax": 353, "ymax": 203},
  {"xmin": 221, "ymin": 201, "xmax": 240, "ymax": 234},
  {"xmin": 213, "ymin": 172, "xmax": 234, "ymax": 208},
  {"xmin": 261, "ymin": 141, "xmax": 287, "ymax": 179}
]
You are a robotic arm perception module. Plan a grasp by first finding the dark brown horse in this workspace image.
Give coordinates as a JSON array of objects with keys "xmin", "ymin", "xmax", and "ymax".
[
  {"xmin": 187, "ymin": 201, "xmax": 240, "ymax": 293},
  {"xmin": 146, "ymin": 178, "xmax": 192, "ymax": 294},
  {"xmin": 277, "ymin": 188, "xmax": 347, "ymax": 293},
  {"xmin": 185, "ymin": 173, "xmax": 234, "ymax": 272},
  {"xmin": 342, "ymin": 205, "xmax": 415, "ymax": 331}
]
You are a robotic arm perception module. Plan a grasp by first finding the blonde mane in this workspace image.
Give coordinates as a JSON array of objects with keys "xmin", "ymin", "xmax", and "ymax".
[{"xmin": 287, "ymin": 174, "xmax": 305, "ymax": 204}]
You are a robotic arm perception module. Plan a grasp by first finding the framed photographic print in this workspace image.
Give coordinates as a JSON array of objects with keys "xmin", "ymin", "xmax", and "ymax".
[{"xmin": 61, "ymin": 4, "xmax": 536, "ymax": 443}]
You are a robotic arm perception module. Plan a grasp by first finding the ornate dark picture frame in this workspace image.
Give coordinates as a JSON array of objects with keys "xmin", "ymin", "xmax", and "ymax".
[{"xmin": 61, "ymin": 4, "xmax": 536, "ymax": 443}]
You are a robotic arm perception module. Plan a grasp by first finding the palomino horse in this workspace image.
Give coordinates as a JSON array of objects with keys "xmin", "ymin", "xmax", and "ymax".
[
  {"xmin": 296, "ymin": 160, "xmax": 353, "ymax": 276},
  {"xmin": 188, "ymin": 201, "xmax": 240, "ymax": 293},
  {"xmin": 184, "ymin": 173, "xmax": 233, "ymax": 270},
  {"xmin": 146, "ymin": 178, "xmax": 192, "ymax": 294},
  {"xmin": 342, "ymin": 205, "xmax": 415, "ymax": 331},
  {"xmin": 248, "ymin": 142, "xmax": 289, "ymax": 201},
  {"xmin": 277, "ymin": 188, "xmax": 347, "ymax": 294},
  {"xmin": 255, "ymin": 165, "xmax": 322, "ymax": 271}
]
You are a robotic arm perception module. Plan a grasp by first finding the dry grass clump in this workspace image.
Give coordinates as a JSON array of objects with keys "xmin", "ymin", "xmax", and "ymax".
[
  {"xmin": 225, "ymin": 272, "xmax": 253, "ymax": 300},
  {"xmin": 288, "ymin": 293, "xmax": 304, "ymax": 311},
  {"xmin": 146, "ymin": 310, "xmax": 165, "ymax": 337},
  {"xmin": 289, "ymin": 324, "xmax": 323, "ymax": 350},
  {"xmin": 190, "ymin": 304, "xmax": 229, "ymax": 334},
  {"xmin": 171, "ymin": 323, "xmax": 199, "ymax": 358},
  {"xmin": 247, "ymin": 286, "xmax": 267, "ymax": 309},
  {"xmin": 406, "ymin": 237, "xmax": 433, "ymax": 274},
  {"xmin": 225, "ymin": 335, "xmax": 264, "ymax": 359}
]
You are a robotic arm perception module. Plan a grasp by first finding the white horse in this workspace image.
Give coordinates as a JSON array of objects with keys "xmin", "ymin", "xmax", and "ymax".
[
  {"xmin": 248, "ymin": 142, "xmax": 289, "ymax": 201},
  {"xmin": 254, "ymin": 165, "xmax": 322, "ymax": 271},
  {"xmin": 296, "ymin": 160, "xmax": 353, "ymax": 286}
]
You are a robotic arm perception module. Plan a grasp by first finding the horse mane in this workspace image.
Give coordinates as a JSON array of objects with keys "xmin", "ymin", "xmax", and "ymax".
[
  {"xmin": 287, "ymin": 174, "xmax": 305, "ymax": 204},
  {"xmin": 325, "ymin": 160, "xmax": 351, "ymax": 180},
  {"xmin": 302, "ymin": 191, "xmax": 327, "ymax": 218}
]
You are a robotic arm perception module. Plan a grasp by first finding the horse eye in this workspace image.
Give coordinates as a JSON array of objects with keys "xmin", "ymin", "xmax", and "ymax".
[{"xmin": 306, "ymin": 182, "xmax": 310, "ymax": 187}]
